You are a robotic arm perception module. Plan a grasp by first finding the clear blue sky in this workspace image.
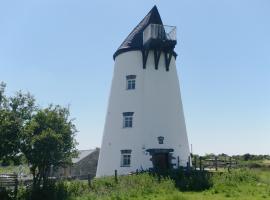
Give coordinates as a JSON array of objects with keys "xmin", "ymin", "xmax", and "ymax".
[{"xmin": 1, "ymin": 0, "xmax": 269, "ymax": 155}]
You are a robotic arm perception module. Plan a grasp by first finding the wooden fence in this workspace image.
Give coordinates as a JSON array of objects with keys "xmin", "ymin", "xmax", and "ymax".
[
  {"xmin": 192, "ymin": 156, "xmax": 238, "ymax": 171},
  {"xmin": 0, "ymin": 173, "xmax": 18, "ymax": 198}
]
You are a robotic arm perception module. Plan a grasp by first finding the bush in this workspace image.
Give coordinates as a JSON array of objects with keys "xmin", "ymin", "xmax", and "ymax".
[
  {"xmin": 0, "ymin": 188, "xmax": 13, "ymax": 200},
  {"xmin": 18, "ymin": 180, "xmax": 69, "ymax": 200},
  {"xmin": 165, "ymin": 169, "xmax": 213, "ymax": 191},
  {"xmin": 211, "ymin": 169, "xmax": 259, "ymax": 194}
]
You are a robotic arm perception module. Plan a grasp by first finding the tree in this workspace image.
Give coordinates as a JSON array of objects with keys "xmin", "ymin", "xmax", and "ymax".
[
  {"xmin": 22, "ymin": 105, "xmax": 77, "ymax": 188},
  {"xmin": 0, "ymin": 82, "xmax": 36, "ymax": 164}
]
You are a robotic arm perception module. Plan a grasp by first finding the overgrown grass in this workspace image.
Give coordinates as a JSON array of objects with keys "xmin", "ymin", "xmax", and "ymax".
[
  {"xmin": 9, "ymin": 167, "xmax": 270, "ymax": 200},
  {"xmin": 72, "ymin": 173, "xmax": 185, "ymax": 200}
]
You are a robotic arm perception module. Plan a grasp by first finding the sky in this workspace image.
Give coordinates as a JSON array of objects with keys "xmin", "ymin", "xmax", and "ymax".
[{"xmin": 0, "ymin": 0, "xmax": 269, "ymax": 155}]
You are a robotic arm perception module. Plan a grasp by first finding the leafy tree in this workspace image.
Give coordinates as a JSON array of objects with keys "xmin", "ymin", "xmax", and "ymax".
[
  {"xmin": 22, "ymin": 105, "xmax": 77, "ymax": 188},
  {"xmin": 0, "ymin": 82, "xmax": 36, "ymax": 164}
]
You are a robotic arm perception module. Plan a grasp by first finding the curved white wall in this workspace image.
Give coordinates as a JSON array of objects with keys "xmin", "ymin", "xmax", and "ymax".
[{"xmin": 96, "ymin": 50, "xmax": 190, "ymax": 177}]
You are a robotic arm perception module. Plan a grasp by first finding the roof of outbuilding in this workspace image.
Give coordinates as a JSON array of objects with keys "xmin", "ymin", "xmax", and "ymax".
[
  {"xmin": 72, "ymin": 149, "xmax": 96, "ymax": 163},
  {"xmin": 113, "ymin": 6, "xmax": 163, "ymax": 59}
]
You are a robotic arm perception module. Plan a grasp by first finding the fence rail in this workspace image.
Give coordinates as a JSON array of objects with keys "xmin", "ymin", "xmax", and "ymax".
[
  {"xmin": 192, "ymin": 156, "xmax": 238, "ymax": 171},
  {"xmin": 0, "ymin": 173, "xmax": 18, "ymax": 198}
]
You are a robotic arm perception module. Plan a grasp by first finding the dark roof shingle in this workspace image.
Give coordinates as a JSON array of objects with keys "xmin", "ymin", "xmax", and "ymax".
[{"xmin": 113, "ymin": 6, "xmax": 163, "ymax": 59}]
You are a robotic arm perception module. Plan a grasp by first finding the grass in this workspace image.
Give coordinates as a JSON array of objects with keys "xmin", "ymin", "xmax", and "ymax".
[
  {"xmin": 2, "ymin": 161, "xmax": 270, "ymax": 200},
  {"xmin": 68, "ymin": 168, "xmax": 270, "ymax": 200}
]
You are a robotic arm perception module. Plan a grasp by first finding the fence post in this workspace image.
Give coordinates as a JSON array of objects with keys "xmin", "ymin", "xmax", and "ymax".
[
  {"xmin": 114, "ymin": 170, "xmax": 118, "ymax": 183},
  {"xmin": 228, "ymin": 157, "xmax": 232, "ymax": 172},
  {"xmin": 199, "ymin": 156, "xmax": 202, "ymax": 171},
  {"xmin": 188, "ymin": 156, "xmax": 191, "ymax": 171},
  {"xmin": 88, "ymin": 174, "xmax": 91, "ymax": 188},
  {"xmin": 194, "ymin": 156, "xmax": 197, "ymax": 170},
  {"xmin": 177, "ymin": 156, "xmax": 180, "ymax": 169},
  {"xmin": 215, "ymin": 156, "xmax": 218, "ymax": 171},
  {"xmin": 14, "ymin": 173, "xmax": 18, "ymax": 199}
]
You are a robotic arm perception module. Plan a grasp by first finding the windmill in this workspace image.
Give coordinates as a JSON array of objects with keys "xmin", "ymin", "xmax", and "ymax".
[{"xmin": 96, "ymin": 6, "xmax": 191, "ymax": 177}]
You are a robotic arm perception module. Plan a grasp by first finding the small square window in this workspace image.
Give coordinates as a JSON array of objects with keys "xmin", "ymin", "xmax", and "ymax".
[{"xmin": 158, "ymin": 136, "xmax": 164, "ymax": 144}]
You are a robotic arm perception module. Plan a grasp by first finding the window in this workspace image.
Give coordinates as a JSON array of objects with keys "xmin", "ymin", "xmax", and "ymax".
[
  {"xmin": 121, "ymin": 150, "xmax": 132, "ymax": 167},
  {"xmin": 126, "ymin": 75, "xmax": 136, "ymax": 90},
  {"xmin": 123, "ymin": 112, "xmax": 134, "ymax": 128},
  {"xmin": 158, "ymin": 136, "xmax": 164, "ymax": 144}
]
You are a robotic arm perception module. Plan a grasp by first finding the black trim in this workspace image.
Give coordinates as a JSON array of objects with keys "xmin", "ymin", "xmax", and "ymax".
[
  {"xmin": 154, "ymin": 49, "xmax": 162, "ymax": 69},
  {"xmin": 146, "ymin": 148, "xmax": 174, "ymax": 155},
  {"xmin": 126, "ymin": 75, "xmax": 136, "ymax": 80},
  {"xmin": 114, "ymin": 49, "xmax": 177, "ymax": 61},
  {"xmin": 165, "ymin": 51, "xmax": 173, "ymax": 71},
  {"xmin": 121, "ymin": 149, "xmax": 132, "ymax": 154},
  {"xmin": 122, "ymin": 112, "xmax": 134, "ymax": 116},
  {"xmin": 142, "ymin": 49, "xmax": 149, "ymax": 69}
]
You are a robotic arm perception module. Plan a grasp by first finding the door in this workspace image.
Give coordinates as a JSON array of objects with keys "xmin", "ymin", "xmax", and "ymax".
[{"xmin": 152, "ymin": 153, "xmax": 169, "ymax": 171}]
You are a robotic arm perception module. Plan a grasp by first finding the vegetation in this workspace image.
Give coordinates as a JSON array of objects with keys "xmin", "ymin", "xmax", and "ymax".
[
  {"xmin": 22, "ymin": 105, "xmax": 77, "ymax": 189},
  {"xmin": 0, "ymin": 82, "xmax": 77, "ymax": 191},
  {"xmin": 14, "ymin": 167, "xmax": 270, "ymax": 200},
  {"xmin": 1, "ymin": 82, "xmax": 270, "ymax": 200},
  {"xmin": 0, "ymin": 82, "xmax": 36, "ymax": 165}
]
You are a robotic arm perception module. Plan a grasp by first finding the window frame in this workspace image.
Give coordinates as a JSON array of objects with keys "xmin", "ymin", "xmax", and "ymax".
[
  {"xmin": 120, "ymin": 149, "xmax": 132, "ymax": 167},
  {"xmin": 126, "ymin": 75, "xmax": 136, "ymax": 90},
  {"xmin": 123, "ymin": 112, "xmax": 134, "ymax": 128}
]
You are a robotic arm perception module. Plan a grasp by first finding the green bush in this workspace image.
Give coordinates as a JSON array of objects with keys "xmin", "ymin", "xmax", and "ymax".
[
  {"xmin": 0, "ymin": 188, "xmax": 13, "ymax": 200},
  {"xmin": 17, "ymin": 180, "xmax": 70, "ymax": 200},
  {"xmin": 211, "ymin": 169, "xmax": 259, "ymax": 194},
  {"xmin": 152, "ymin": 169, "xmax": 213, "ymax": 191}
]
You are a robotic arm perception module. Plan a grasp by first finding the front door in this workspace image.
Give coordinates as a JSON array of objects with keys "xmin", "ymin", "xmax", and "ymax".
[{"xmin": 152, "ymin": 153, "xmax": 169, "ymax": 171}]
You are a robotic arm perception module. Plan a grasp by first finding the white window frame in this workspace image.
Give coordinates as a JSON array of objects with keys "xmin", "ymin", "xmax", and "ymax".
[
  {"xmin": 121, "ymin": 150, "xmax": 132, "ymax": 167},
  {"xmin": 126, "ymin": 75, "xmax": 136, "ymax": 90},
  {"xmin": 123, "ymin": 112, "xmax": 134, "ymax": 128}
]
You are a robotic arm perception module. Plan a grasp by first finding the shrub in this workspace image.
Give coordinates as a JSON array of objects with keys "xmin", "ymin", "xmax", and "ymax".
[
  {"xmin": 0, "ymin": 188, "xmax": 13, "ymax": 200},
  {"xmin": 167, "ymin": 169, "xmax": 213, "ymax": 191},
  {"xmin": 211, "ymin": 169, "xmax": 259, "ymax": 194}
]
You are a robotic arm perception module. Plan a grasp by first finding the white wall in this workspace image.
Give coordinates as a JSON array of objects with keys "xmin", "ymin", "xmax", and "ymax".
[{"xmin": 96, "ymin": 50, "xmax": 190, "ymax": 177}]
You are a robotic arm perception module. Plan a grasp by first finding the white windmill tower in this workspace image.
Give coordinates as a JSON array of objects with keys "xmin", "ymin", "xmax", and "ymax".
[{"xmin": 96, "ymin": 6, "xmax": 191, "ymax": 177}]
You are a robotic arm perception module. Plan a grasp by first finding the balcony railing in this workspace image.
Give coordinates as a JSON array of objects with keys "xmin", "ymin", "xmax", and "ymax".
[{"xmin": 143, "ymin": 24, "xmax": 177, "ymax": 45}]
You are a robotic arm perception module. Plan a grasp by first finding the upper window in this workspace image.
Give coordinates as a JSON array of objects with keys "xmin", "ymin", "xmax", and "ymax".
[
  {"xmin": 123, "ymin": 112, "xmax": 134, "ymax": 128},
  {"xmin": 121, "ymin": 149, "xmax": 132, "ymax": 167},
  {"xmin": 126, "ymin": 75, "xmax": 136, "ymax": 90}
]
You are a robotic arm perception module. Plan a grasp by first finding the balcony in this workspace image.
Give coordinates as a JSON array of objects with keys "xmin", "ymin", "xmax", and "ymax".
[{"xmin": 143, "ymin": 24, "xmax": 177, "ymax": 49}]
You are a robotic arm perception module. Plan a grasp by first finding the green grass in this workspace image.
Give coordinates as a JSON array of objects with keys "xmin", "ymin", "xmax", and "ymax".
[
  {"xmin": 68, "ymin": 168, "xmax": 270, "ymax": 200},
  {"xmin": 4, "ymin": 160, "xmax": 269, "ymax": 200}
]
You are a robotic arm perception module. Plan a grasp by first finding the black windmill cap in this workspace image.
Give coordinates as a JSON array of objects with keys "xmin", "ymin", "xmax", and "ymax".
[{"xmin": 113, "ymin": 6, "xmax": 164, "ymax": 59}]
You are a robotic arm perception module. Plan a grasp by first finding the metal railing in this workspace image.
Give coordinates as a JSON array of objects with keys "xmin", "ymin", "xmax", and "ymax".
[{"xmin": 143, "ymin": 24, "xmax": 177, "ymax": 45}]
